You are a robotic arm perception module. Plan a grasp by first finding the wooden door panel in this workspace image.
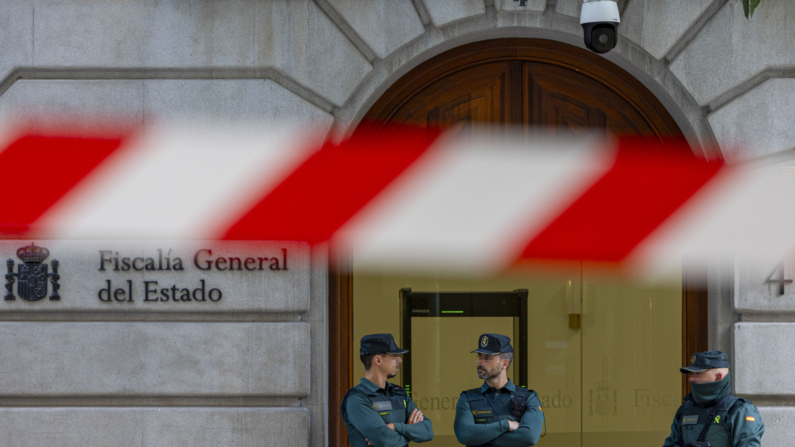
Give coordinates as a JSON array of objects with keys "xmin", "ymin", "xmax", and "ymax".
[
  {"xmin": 428, "ymin": 85, "xmax": 492, "ymax": 136},
  {"xmin": 544, "ymin": 95, "xmax": 606, "ymax": 140},
  {"xmin": 523, "ymin": 62, "xmax": 653, "ymax": 139},
  {"xmin": 390, "ymin": 62, "xmax": 513, "ymax": 137}
]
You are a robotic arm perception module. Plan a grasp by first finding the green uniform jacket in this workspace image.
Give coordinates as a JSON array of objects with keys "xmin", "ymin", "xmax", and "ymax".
[
  {"xmin": 342, "ymin": 378, "xmax": 434, "ymax": 447},
  {"xmin": 454, "ymin": 379, "xmax": 544, "ymax": 446},
  {"xmin": 662, "ymin": 393, "xmax": 764, "ymax": 447}
]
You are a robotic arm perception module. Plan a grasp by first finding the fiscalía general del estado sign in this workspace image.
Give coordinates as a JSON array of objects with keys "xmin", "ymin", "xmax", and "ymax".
[{"xmin": 1, "ymin": 241, "xmax": 309, "ymax": 313}]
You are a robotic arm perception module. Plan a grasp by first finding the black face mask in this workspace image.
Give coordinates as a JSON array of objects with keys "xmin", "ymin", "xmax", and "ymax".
[{"xmin": 690, "ymin": 372, "xmax": 731, "ymax": 406}]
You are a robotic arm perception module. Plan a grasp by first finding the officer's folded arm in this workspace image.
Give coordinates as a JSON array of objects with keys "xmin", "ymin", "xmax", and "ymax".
[
  {"xmin": 392, "ymin": 399, "xmax": 433, "ymax": 442},
  {"xmin": 346, "ymin": 393, "xmax": 410, "ymax": 447},
  {"xmin": 491, "ymin": 395, "xmax": 544, "ymax": 447},
  {"xmin": 454, "ymin": 392, "xmax": 512, "ymax": 446}
]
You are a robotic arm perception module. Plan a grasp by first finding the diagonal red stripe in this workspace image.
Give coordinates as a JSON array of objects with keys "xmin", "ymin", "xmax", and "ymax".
[
  {"xmin": 222, "ymin": 124, "xmax": 439, "ymax": 243},
  {"xmin": 518, "ymin": 138, "xmax": 724, "ymax": 263},
  {"xmin": 0, "ymin": 134, "xmax": 127, "ymax": 236}
]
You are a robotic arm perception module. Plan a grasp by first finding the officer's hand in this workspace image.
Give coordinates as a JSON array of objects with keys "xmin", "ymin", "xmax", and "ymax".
[
  {"xmin": 407, "ymin": 409, "xmax": 424, "ymax": 424},
  {"xmin": 386, "ymin": 423, "xmax": 396, "ymax": 430},
  {"xmin": 508, "ymin": 420, "xmax": 520, "ymax": 431},
  {"xmin": 365, "ymin": 438, "xmax": 373, "ymax": 445}
]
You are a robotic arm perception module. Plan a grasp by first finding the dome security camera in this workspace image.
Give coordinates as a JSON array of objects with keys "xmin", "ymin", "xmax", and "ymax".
[{"xmin": 580, "ymin": 0, "xmax": 620, "ymax": 54}]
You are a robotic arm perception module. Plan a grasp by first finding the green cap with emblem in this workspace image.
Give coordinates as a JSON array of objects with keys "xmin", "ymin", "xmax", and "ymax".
[
  {"xmin": 680, "ymin": 350, "xmax": 730, "ymax": 373},
  {"xmin": 471, "ymin": 333, "xmax": 513, "ymax": 354}
]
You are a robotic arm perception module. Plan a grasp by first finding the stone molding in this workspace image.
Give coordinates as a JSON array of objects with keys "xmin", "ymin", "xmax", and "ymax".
[
  {"xmin": 732, "ymin": 323, "xmax": 795, "ymax": 396},
  {"xmin": 735, "ymin": 257, "xmax": 795, "ymax": 313},
  {"xmin": 421, "ymin": 0, "xmax": 487, "ymax": 27},
  {"xmin": 709, "ymin": 78, "xmax": 795, "ymax": 162},
  {"xmin": 0, "ymin": 322, "xmax": 309, "ymax": 399},
  {"xmin": 756, "ymin": 407, "xmax": 795, "ymax": 446},
  {"xmin": 0, "ymin": 407, "xmax": 309, "ymax": 446}
]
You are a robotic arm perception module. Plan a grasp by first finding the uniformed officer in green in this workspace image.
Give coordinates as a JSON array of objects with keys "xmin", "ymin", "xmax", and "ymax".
[
  {"xmin": 341, "ymin": 334, "xmax": 434, "ymax": 446},
  {"xmin": 454, "ymin": 334, "xmax": 544, "ymax": 446},
  {"xmin": 662, "ymin": 350, "xmax": 764, "ymax": 447}
]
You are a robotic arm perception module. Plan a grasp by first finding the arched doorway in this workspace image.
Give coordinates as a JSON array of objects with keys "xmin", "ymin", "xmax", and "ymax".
[
  {"xmin": 330, "ymin": 39, "xmax": 707, "ymax": 447},
  {"xmin": 360, "ymin": 38, "xmax": 683, "ymax": 145}
]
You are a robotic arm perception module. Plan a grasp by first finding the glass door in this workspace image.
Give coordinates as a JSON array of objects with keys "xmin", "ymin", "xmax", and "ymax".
[
  {"xmin": 351, "ymin": 266, "xmax": 681, "ymax": 447},
  {"xmin": 580, "ymin": 266, "xmax": 682, "ymax": 446}
]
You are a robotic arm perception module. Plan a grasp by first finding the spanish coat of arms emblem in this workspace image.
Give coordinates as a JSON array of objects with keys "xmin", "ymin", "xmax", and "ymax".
[
  {"xmin": 5, "ymin": 243, "xmax": 60, "ymax": 301},
  {"xmin": 589, "ymin": 381, "xmax": 618, "ymax": 416}
]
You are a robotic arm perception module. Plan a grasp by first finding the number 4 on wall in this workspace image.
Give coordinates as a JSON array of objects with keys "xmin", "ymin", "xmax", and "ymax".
[{"xmin": 766, "ymin": 263, "xmax": 793, "ymax": 296}]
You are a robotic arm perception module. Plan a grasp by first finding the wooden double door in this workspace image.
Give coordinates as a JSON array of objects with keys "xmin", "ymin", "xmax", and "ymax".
[{"xmin": 362, "ymin": 39, "xmax": 683, "ymax": 148}]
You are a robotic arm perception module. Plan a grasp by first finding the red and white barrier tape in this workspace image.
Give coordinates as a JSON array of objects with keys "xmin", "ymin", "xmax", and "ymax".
[{"xmin": 1, "ymin": 121, "xmax": 793, "ymax": 275}]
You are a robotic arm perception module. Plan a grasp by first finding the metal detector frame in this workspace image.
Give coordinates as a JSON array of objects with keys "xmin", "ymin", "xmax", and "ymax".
[{"xmin": 399, "ymin": 288, "xmax": 529, "ymax": 396}]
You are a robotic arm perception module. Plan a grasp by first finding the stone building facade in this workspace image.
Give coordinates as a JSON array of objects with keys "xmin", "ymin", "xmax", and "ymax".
[{"xmin": 0, "ymin": 0, "xmax": 793, "ymax": 445}]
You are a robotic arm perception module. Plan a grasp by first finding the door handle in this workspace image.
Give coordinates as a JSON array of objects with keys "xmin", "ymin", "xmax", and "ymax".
[{"xmin": 566, "ymin": 279, "xmax": 581, "ymax": 329}]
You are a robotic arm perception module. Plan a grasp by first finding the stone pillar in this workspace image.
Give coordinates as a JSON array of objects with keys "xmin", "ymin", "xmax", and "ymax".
[{"xmin": 731, "ymin": 258, "xmax": 795, "ymax": 443}]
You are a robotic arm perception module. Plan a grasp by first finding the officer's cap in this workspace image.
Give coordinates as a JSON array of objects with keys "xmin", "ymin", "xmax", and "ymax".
[
  {"xmin": 471, "ymin": 333, "xmax": 513, "ymax": 354},
  {"xmin": 360, "ymin": 333, "xmax": 408, "ymax": 356},
  {"xmin": 680, "ymin": 350, "xmax": 730, "ymax": 373}
]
